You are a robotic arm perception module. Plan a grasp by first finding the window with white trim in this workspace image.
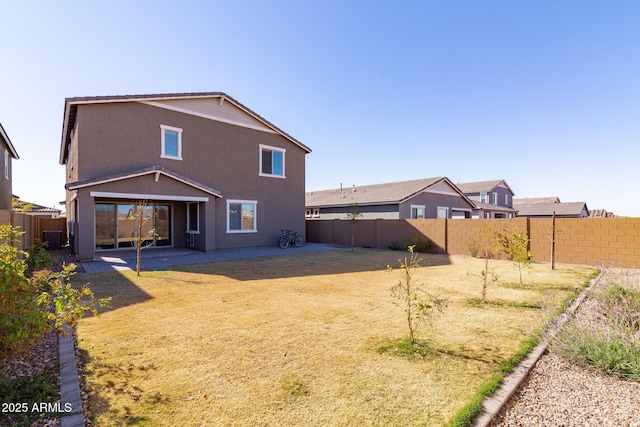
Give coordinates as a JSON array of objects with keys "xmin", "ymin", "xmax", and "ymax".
[
  {"xmin": 186, "ymin": 202, "xmax": 199, "ymax": 233},
  {"xmin": 437, "ymin": 207, "xmax": 449, "ymax": 218},
  {"xmin": 161, "ymin": 125, "xmax": 183, "ymax": 160},
  {"xmin": 411, "ymin": 205, "xmax": 425, "ymax": 219},
  {"xmin": 485, "ymin": 212, "xmax": 491, "ymax": 218},
  {"xmin": 505, "ymin": 194, "xmax": 510, "ymax": 206},
  {"xmin": 492, "ymin": 192, "xmax": 498, "ymax": 205},
  {"xmin": 259, "ymin": 144, "xmax": 285, "ymax": 178},
  {"xmin": 227, "ymin": 200, "xmax": 257, "ymax": 233},
  {"xmin": 480, "ymin": 192, "xmax": 488, "ymax": 203}
]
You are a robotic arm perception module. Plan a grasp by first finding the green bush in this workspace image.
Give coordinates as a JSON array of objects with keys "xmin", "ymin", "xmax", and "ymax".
[{"xmin": 0, "ymin": 224, "xmax": 110, "ymax": 360}]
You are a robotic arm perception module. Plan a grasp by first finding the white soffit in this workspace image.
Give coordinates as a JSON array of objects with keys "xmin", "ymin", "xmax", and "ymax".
[{"xmin": 140, "ymin": 98, "xmax": 276, "ymax": 134}]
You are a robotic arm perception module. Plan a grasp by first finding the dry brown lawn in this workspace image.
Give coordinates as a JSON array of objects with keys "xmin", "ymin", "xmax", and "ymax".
[{"xmin": 76, "ymin": 249, "xmax": 594, "ymax": 426}]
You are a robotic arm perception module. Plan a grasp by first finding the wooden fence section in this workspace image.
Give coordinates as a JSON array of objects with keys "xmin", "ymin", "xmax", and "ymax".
[
  {"xmin": 307, "ymin": 217, "xmax": 640, "ymax": 267},
  {"xmin": 0, "ymin": 211, "xmax": 67, "ymax": 250}
]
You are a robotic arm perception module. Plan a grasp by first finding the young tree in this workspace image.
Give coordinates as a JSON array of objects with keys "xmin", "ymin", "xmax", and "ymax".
[
  {"xmin": 497, "ymin": 226, "xmax": 532, "ymax": 286},
  {"xmin": 469, "ymin": 224, "xmax": 499, "ymax": 303},
  {"xmin": 389, "ymin": 246, "xmax": 447, "ymax": 343},
  {"xmin": 346, "ymin": 203, "xmax": 363, "ymax": 252},
  {"xmin": 128, "ymin": 201, "xmax": 158, "ymax": 276}
]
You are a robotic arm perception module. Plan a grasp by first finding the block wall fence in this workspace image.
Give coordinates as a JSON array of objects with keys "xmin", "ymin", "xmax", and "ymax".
[{"xmin": 306, "ymin": 217, "xmax": 640, "ymax": 267}]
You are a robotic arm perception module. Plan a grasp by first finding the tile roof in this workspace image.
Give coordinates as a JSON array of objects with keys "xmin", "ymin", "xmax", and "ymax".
[
  {"xmin": 515, "ymin": 202, "xmax": 588, "ymax": 217},
  {"xmin": 513, "ymin": 196, "xmax": 561, "ymax": 204},
  {"xmin": 59, "ymin": 92, "xmax": 310, "ymax": 164},
  {"xmin": 65, "ymin": 165, "xmax": 223, "ymax": 198},
  {"xmin": 306, "ymin": 177, "xmax": 463, "ymax": 207},
  {"xmin": 456, "ymin": 180, "xmax": 506, "ymax": 194},
  {"xmin": 473, "ymin": 201, "xmax": 517, "ymax": 213}
]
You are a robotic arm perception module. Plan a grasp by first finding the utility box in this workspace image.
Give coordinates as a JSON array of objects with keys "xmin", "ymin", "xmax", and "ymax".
[{"xmin": 42, "ymin": 231, "xmax": 63, "ymax": 250}]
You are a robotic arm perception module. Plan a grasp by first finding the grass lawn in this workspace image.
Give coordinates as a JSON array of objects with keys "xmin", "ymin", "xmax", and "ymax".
[{"xmin": 76, "ymin": 249, "xmax": 595, "ymax": 426}]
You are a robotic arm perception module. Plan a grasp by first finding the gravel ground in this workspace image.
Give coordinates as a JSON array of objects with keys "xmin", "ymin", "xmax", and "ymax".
[
  {"xmin": 490, "ymin": 350, "xmax": 640, "ymax": 426},
  {"xmin": 0, "ymin": 333, "xmax": 61, "ymax": 427}
]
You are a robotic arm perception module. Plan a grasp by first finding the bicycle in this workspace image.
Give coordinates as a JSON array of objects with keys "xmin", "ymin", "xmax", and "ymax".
[{"xmin": 278, "ymin": 229, "xmax": 303, "ymax": 249}]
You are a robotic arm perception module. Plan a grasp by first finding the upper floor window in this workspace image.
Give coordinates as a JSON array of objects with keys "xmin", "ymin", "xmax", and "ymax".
[
  {"xmin": 161, "ymin": 125, "xmax": 183, "ymax": 160},
  {"xmin": 505, "ymin": 194, "xmax": 510, "ymax": 206},
  {"xmin": 259, "ymin": 144, "xmax": 285, "ymax": 178},
  {"xmin": 411, "ymin": 205, "xmax": 425, "ymax": 219},
  {"xmin": 492, "ymin": 192, "xmax": 498, "ymax": 205},
  {"xmin": 480, "ymin": 192, "xmax": 488, "ymax": 203}
]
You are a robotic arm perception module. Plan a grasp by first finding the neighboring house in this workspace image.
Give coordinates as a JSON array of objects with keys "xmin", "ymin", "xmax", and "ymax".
[
  {"xmin": 514, "ymin": 201, "xmax": 589, "ymax": 218},
  {"xmin": 456, "ymin": 179, "xmax": 517, "ymax": 218},
  {"xmin": 589, "ymin": 209, "xmax": 618, "ymax": 218},
  {"xmin": 12, "ymin": 196, "xmax": 63, "ymax": 218},
  {"xmin": 0, "ymin": 122, "xmax": 19, "ymax": 212},
  {"xmin": 59, "ymin": 92, "xmax": 311, "ymax": 261},
  {"xmin": 305, "ymin": 177, "xmax": 476, "ymax": 220}
]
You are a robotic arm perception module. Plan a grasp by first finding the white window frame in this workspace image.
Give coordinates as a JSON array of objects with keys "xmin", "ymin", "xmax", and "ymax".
[
  {"xmin": 4, "ymin": 149, "xmax": 8, "ymax": 180},
  {"xmin": 259, "ymin": 144, "xmax": 286, "ymax": 178},
  {"xmin": 410, "ymin": 205, "xmax": 425, "ymax": 219},
  {"xmin": 186, "ymin": 202, "xmax": 199, "ymax": 234},
  {"xmin": 436, "ymin": 206, "xmax": 449, "ymax": 219},
  {"xmin": 492, "ymin": 192, "xmax": 498, "ymax": 205},
  {"xmin": 505, "ymin": 194, "xmax": 510, "ymax": 206},
  {"xmin": 312, "ymin": 208, "xmax": 320, "ymax": 218},
  {"xmin": 485, "ymin": 212, "xmax": 491, "ymax": 218},
  {"xmin": 305, "ymin": 209, "xmax": 312, "ymax": 218},
  {"xmin": 226, "ymin": 199, "xmax": 258, "ymax": 233},
  {"xmin": 161, "ymin": 125, "xmax": 183, "ymax": 160},
  {"xmin": 480, "ymin": 192, "xmax": 488, "ymax": 203}
]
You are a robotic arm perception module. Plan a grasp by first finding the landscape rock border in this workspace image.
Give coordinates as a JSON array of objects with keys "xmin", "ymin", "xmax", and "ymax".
[{"xmin": 473, "ymin": 271, "xmax": 602, "ymax": 426}]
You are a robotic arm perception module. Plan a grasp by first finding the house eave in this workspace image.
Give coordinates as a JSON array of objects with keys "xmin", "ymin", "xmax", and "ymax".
[
  {"xmin": 65, "ymin": 166, "xmax": 223, "ymax": 199},
  {"xmin": 59, "ymin": 92, "xmax": 311, "ymax": 165}
]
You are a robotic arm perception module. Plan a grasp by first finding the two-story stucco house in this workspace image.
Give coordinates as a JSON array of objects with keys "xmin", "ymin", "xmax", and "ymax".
[
  {"xmin": 1, "ymin": 122, "xmax": 19, "ymax": 213},
  {"xmin": 305, "ymin": 177, "xmax": 476, "ymax": 220},
  {"xmin": 59, "ymin": 92, "xmax": 311, "ymax": 261},
  {"xmin": 456, "ymin": 179, "xmax": 517, "ymax": 218}
]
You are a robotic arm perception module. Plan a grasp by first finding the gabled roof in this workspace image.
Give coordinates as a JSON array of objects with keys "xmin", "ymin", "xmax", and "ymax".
[
  {"xmin": 306, "ymin": 177, "xmax": 474, "ymax": 208},
  {"xmin": 59, "ymin": 92, "xmax": 311, "ymax": 164},
  {"xmin": 473, "ymin": 201, "xmax": 518, "ymax": 213},
  {"xmin": 513, "ymin": 196, "xmax": 561, "ymax": 204},
  {"xmin": 65, "ymin": 165, "xmax": 223, "ymax": 198},
  {"xmin": 515, "ymin": 201, "xmax": 588, "ymax": 217},
  {"xmin": 456, "ymin": 179, "xmax": 514, "ymax": 195},
  {"xmin": 0, "ymin": 122, "xmax": 19, "ymax": 159}
]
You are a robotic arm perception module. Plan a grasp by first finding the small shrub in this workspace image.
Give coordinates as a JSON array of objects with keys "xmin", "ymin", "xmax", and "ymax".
[
  {"xmin": 403, "ymin": 235, "xmax": 434, "ymax": 253},
  {"xmin": 26, "ymin": 239, "xmax": 55, "ymax": 273},
  {"xmin": 549, "ymin": 268, "xmax": 640, "ymax": 381},
  {"xmin": 388, "ymin": 241, "xmax": 402, "ymax": 251}
]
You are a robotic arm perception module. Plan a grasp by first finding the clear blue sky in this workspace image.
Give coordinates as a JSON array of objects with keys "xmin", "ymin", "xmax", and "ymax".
[{"xmin": 1, "ymin": 1, "xmax": 639, "ymax": 216}]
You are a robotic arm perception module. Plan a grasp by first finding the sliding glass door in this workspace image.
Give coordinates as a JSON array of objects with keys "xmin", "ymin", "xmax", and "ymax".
[{"xmin": 95, "ymin": 202, "xmax": 172, "ymax": 250}]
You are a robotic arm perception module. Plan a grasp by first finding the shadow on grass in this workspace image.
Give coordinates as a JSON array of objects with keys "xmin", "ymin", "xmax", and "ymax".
[
  {"xmin": 77, "ymin": 346, "xmax": 161, "ymax": 426},
  {"xmin": 374, "ymin": 337, "xmax": 499, "ymax": 365},
  {"xmin": 71, "ymin": 271, "xmax": 153, "ymax": 315},
  {"xmin": 166, "ymin": 248, "xmax": 453, "ymax": 282}
]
